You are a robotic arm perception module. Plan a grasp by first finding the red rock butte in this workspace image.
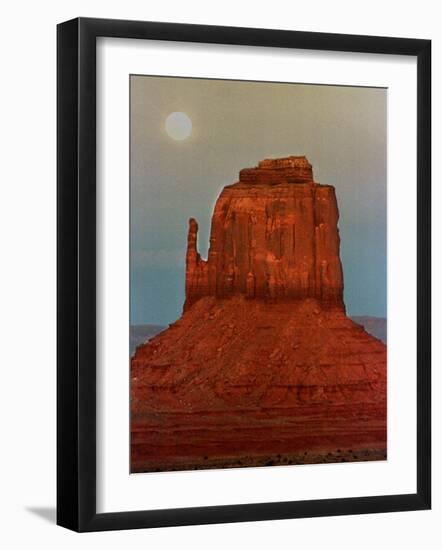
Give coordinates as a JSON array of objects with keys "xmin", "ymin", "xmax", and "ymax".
[
  {"xmin": 185, "ymin": 156, "xmax": 343, "ymax": 310},
  {"xmin": 131, "ymin": 156, "xmax": 387, "ymax": 473}
]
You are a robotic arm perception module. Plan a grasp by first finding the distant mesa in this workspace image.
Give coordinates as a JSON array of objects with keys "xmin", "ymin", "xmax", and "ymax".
[
  {"xmin": 130, "ymin": 324, "xmax": 165, "ymax": 356},
  {"xmin": 131, "ymin": 157, "xmax": 387, "ymax": 473},
  {"xmin": 351, "ymin": 316, "xmax": 387, "ymax": 344}
]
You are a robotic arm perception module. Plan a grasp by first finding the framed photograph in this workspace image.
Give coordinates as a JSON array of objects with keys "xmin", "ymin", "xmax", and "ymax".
[{"xmin": 57, "ymin": 17, "xmax": 431, "ymax": 532}]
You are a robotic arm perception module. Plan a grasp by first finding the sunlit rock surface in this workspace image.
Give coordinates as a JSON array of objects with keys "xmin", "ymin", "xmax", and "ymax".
[{"xmin": 131, "ymin": 157, "xmax": 386, "ymax": 472}]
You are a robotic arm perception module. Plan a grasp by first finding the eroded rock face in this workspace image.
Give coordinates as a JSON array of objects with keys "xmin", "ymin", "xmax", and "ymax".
[
  {"xmin": 131, "ymin": 157, "xmax": 387, "ymax": 473},
  {"xmin": 185, "ymin": 156, "xmax": 344, "ymax": 310},
  {"xmin": 131, "ymin": 297, "xmax": 386, "ymax": 472}
]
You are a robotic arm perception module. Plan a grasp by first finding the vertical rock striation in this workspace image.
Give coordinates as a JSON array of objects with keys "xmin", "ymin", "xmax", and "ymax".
[
  {"xmin": 131, "ymin": 156, "xmax": 387, "ymax": 473},
  {"xmin": 184, "ymin": 156, "xmax": 344, "ymax": 310}
]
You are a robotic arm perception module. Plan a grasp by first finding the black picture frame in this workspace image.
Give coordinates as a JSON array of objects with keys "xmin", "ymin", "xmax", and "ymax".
[{"xmin": 57, "ymin": 17, "xmax": 431, "ymax": 532}]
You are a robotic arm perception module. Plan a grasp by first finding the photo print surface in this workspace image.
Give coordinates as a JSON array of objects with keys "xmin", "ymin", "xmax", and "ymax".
[{"xmin": 130, "ymin": 75, "xmax": 387, "ymax": 473}]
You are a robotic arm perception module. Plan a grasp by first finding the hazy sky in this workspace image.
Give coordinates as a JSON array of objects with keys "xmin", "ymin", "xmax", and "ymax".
[{"xmin": 130, "ymin": 75, "xmax": 386, "ymax": 326}]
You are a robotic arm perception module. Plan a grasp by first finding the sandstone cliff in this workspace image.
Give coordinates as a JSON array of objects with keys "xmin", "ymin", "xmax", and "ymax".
[
  {"xmin": 131, "ymin": 157, "xmax": 387, "ymax": 473},
  {"xmin": 185, "ymin": 156, "xmax": 344, "ymax": 309}
]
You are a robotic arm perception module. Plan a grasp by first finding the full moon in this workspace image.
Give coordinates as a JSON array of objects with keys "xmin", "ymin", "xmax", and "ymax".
[{"xmin": 165, "ymin": 112, "xmax": 192, "ymax": 141}]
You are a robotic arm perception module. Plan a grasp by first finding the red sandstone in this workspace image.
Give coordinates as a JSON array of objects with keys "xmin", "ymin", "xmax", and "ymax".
[
  {"xmin": 131, "ymin": 157, "xmax": 387, "ymax": 472},
  {"xmin": 185, "ymin": 156, "xmax": 343, "ymax": 309}
]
